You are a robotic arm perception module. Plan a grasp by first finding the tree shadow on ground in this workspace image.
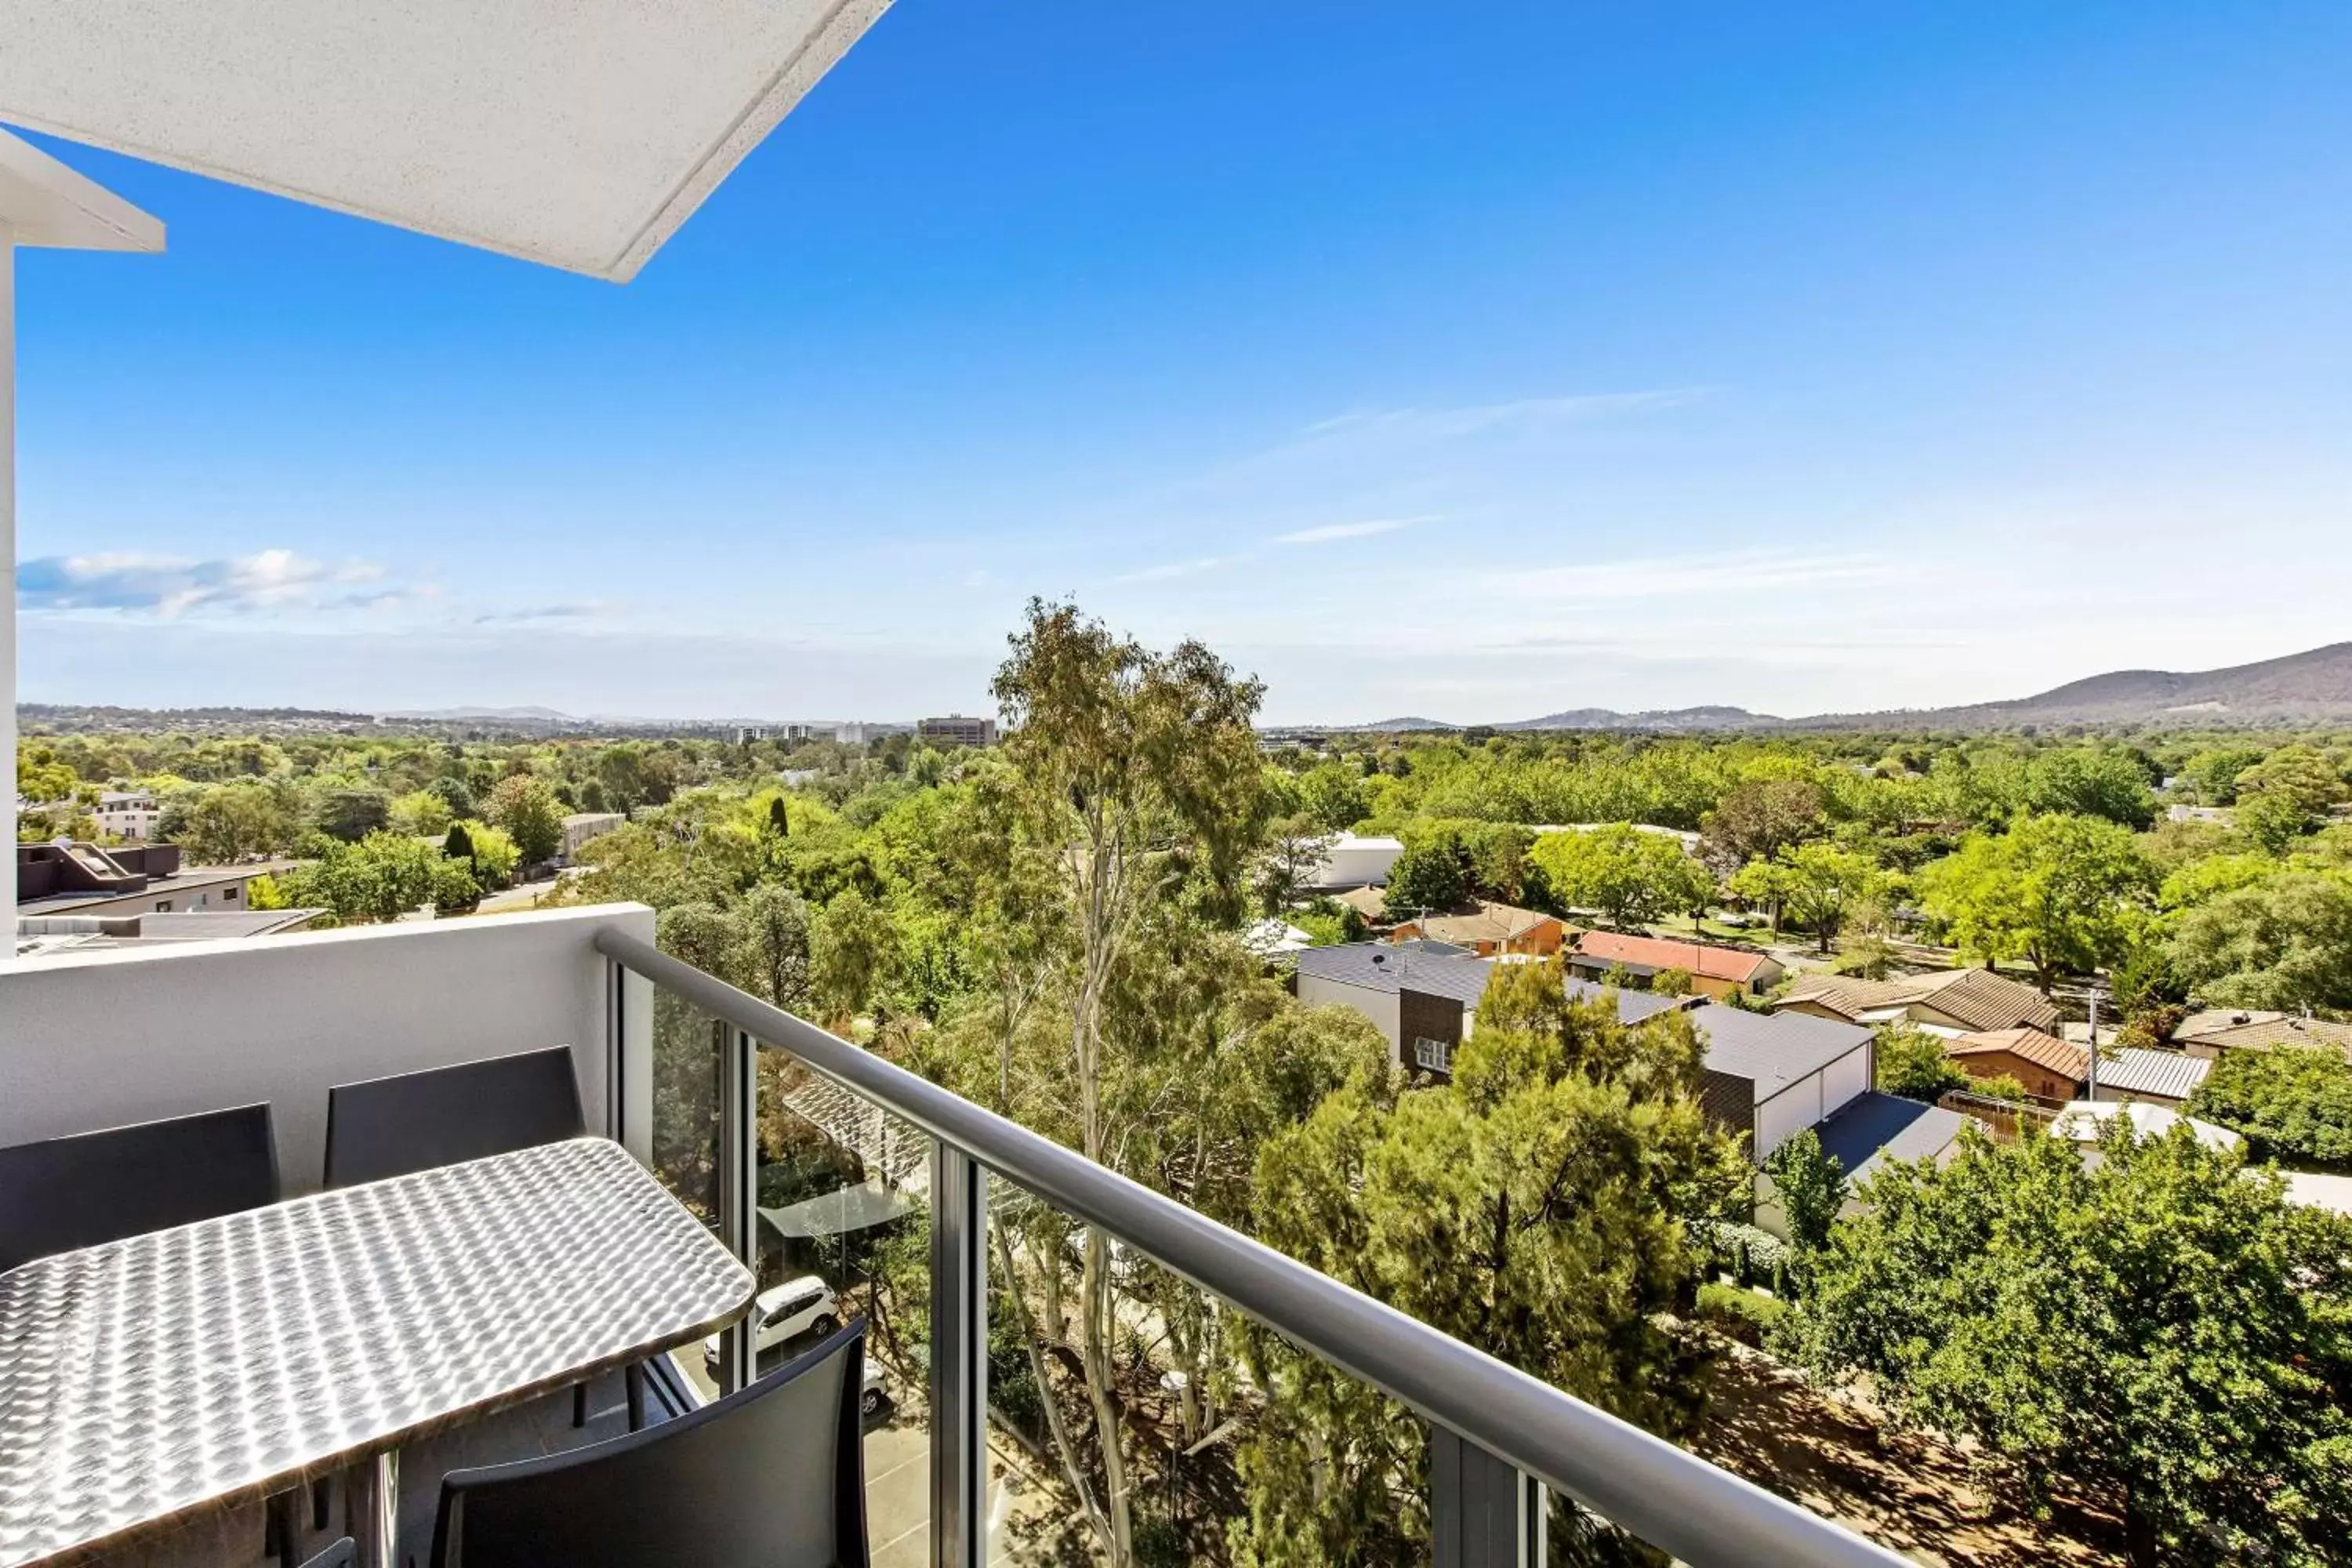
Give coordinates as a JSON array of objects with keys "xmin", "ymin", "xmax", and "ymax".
[{"xmin": 1690, "ymin": 1345, "xmax": 2125, "ymax": 1566}]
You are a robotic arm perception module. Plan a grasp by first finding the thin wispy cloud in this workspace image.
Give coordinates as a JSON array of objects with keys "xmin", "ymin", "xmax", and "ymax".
[
  {"xmin": 472, "ymin": 602, "xmax": 617, "ymax": 627},
  {"xmin": 17, "ymin": 550, "xmax": 401, "ymax": 617},
  {"xmin": 1273, "ymin": 516, "xmax": 1434, "ymax": 546},
  {"xmin": 1112, "ymin": 556, "xmax": 1237, "ymax": 584},
  {"xmin": 1298, "ymin": 390, "xmax": 1704, "ymax": 444}
]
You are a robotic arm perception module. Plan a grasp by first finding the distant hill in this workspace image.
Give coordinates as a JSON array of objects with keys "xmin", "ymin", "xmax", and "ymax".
[
  {"xmin": 1795, "ymin": 642, "xmax": 2352, "ymax": 731},
  {"xmin": 1320, "ymin": 642, "xmax": 2352, "ymax": 735},
  {"xmin": 1501, "ymin": 705, "xmax": 1782, "ymax": 732}
]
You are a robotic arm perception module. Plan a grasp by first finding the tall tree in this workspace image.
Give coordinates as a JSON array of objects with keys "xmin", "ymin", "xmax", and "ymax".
[
  {"xmin": 1918, "ymin": 813, "xmax": 2154, "ymax": 991},
  {"xmin": 981, "ymin": 598, "xmax": 1269, "ymax": 1566},
  {"xmin": 1530, "ymin": 823, "xmax": 1712, "ymax": 930},
  {"xmin": 485, "ymin": 773, "xmax": 564, "ymax": 865},
  {"xmin": 2167, "ymin": 871, "xmax": 2352, "ymax": 1014},
  {"xmin": 1789, "ymin": 1124, "xmax": 2352, "ymax": 1567},
  {"xmin": 1699, "ymin": 776, "xmax": 1824, "ymax": 873},
  {"xmin": 1237, "ymin": 960, "xmax": 1744, "ymax": 1563}
]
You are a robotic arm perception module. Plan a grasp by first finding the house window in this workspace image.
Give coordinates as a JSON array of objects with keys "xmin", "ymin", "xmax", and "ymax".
[{"xmin": 1413, "ymin": 1036, "xmax": 1452, "ymax": 1073}]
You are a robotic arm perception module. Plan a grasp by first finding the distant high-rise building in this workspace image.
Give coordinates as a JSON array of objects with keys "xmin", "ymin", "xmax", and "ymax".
[
  {"xmin": 917, "ymin": 714, "xmax": 997, "ymax": 748},
  {"xmin": 834, "ymin": 722, "xmax": 869, "ymax": 746},
  {"xmin": 732, "ymin": 724, "xmax": 769, "ymax": 746}
]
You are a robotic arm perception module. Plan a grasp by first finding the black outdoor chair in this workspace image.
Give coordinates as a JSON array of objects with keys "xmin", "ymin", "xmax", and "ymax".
[
  {"xmin": 428, "ymin": 1322, "xmax": 871, "ymax": 1568},
  {"xmin": 322, "ymin": 1045, "xmax": 585, "ymax": 1189},
  {"xmin": 0, "ymin": 1102, "xmax": 280, "ymax": 1272}
]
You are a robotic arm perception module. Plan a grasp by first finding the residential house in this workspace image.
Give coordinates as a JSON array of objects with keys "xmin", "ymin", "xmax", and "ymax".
[
  {"xmin": 1293, "ymin": 940, "xmax": 1686, "ymax": 1076},
  {"xmin": 1945, "ymin": 1028, "xmax": 2212, "ymax": 1108},
  {"xmin": 1305, "ymin": 833, "xmax": 1405, "ymax": 891},
  {"xmin": 1776, "ymin": 968, "xmax": 2060, "ymax": 1037},
  {"xmin": 1688, "ymin": 1003, "xmax": 1968, "ymax": 1238},
  {"xmin": 94, "ymin": 789, "xmax": 161, "ymax": 840},
  {"xmin": 1945, "ymin": 1027, "xmax": 2089, "ymax": 1102},
  {"xmin": 2172, "ymin": 1009, "xmax": 2352, "ymax": 1064},
  {"xmin": 16, "ymin": 842, "xmax": 293, "ymax": 927},
  {"xmin": 1391, "ymin": 900, "xmax": 1568, "ymax": 957},
  {"xmin": 1331, "ymin": 884, "xmax": 1389, "ymax": 926},
  {"xmin": 1568, "ymin": 932, "xmax": 1783, "ymax": 1000}
]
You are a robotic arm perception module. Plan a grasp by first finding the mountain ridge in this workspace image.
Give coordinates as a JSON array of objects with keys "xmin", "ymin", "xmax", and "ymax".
[{"xmin": 1323, "ymin": 641, "xmax": 2352, "ymax": 732}]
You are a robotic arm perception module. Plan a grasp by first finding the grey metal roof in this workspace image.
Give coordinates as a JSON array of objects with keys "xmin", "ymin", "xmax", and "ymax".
[
  {"xmin": 2096, "ymin": 1048, "xmax": 2212, "ymax": 1102},
  {"xmin": 1294, "ymin": 942, "xmax": 1496, "ymax": 1007},
  {"xmin": 1693, "ymin": 1004, "xmax": 1872, "ymax": 1098},
  {"xmin": 1565, "ymin": 978, "xmax": 1694, "ymax": 1029},
  {"xmin": 1813, "ymin": 1091, "xmax": 1969, "ymax": 1185}
]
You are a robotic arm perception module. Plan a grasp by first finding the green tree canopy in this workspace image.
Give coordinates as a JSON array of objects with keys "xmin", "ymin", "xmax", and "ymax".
[
  {"xmin": 2166, "ymin": 870, "xmax": 2352, "ymax": 1014},
  {"xmin": 1788, "ymin": 1123, "xmax": 2352, "ymax": 1566},
  {"xmin": 279, "ymin": 829, "xmax": 477, "ymax": 923},
  {"xmin": 1236, "ymin": 958, "xmax": 1744, "ymax": 1563},
  {"xmin": 310, "ymin": 786, "xmax": 392, "ymax": 844},
  {"xmin": 1874, "ymin": 1022, "xmax": 1966, "ymax": 1102},
  {"xmin": 1528, "ymin": 823, "xmax": 1712, "ymax": 930},
  {"xmin": 1762, "ymin": 1127, "xmax": 1846, "ymax": 1258},
  {"xmin": 1918, "ymin": 812, "xmax": 2154, "ymax": 991},
  {"xmin": 485, "ymin": 773, "xmax": 564, "ymax": 865},
  {"xmin": 2187, "ymin": 1046, "xmax": 2352, "ymax": 1171}
]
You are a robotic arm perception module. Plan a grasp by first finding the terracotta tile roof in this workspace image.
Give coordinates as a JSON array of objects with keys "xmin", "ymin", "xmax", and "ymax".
[
  {"xmin": 1572, "ymin": 931, "xmax": 1777, "ymax": 984},
  {"xmin": 1948, "ymin": 1027, "xmax": 2089, "ymax": 1080},
  {"xmin": 1779, "ymin": 967, "xmax": 2060, "ymax": 1034}
]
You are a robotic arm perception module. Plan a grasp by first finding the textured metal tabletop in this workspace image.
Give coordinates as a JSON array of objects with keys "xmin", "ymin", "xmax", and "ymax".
[{"xmin": 0, "ymin": 1136, "xmax": 754, "ymax": 1566}]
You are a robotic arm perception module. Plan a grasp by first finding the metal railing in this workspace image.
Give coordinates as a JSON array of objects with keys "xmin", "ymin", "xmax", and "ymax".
[{"xmin": 597, "ymin": 928, "xmax": 1904, "ymax": 1568}]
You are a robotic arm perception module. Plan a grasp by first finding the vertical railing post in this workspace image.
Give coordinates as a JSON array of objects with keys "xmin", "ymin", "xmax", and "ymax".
[
  {"xmin": 930, "ymin": 1145, "xmax": 988, "ymax": 1568},
  {"xmin": 716, "ymin": 1024, "xmax": 759, "ymax": 1395},
  {"xmin": 1432, "ymin": 1426, "xmax": 1547, "ymax": 1567}
]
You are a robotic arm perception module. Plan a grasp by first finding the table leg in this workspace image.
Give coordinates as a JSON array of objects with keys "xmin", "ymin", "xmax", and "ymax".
[{"xmin": 351, "ymin": 1450, "xmax": 400, "ymax": 1568}]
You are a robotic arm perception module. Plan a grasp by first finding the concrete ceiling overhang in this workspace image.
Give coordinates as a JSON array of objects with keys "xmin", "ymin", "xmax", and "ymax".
[
  {"xmin": 0, "ymin": 0, "xmax": 891, "ymax": 281},
  {"xmin": 0, "ymin": 129, "xmax": 165, "ymax": 251}
]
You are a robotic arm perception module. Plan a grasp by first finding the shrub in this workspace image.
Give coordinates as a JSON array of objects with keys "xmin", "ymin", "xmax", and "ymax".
[
  {"xmin": 1696, "ymin": 1281, "xmax": 1789, "ymax": 1347},
  {"xmin": 1651, "ymin": 966, "xmax": 1694, "ymax": 998}
]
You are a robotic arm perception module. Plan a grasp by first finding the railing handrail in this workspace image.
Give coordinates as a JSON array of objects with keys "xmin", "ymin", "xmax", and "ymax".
[{"xmin": 597, "ymin": 927, "xmax": 1905, "ymax": 1568}]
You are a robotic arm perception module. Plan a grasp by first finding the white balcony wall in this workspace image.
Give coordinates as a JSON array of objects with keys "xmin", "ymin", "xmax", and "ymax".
[{"xmin": 0, "ymin": 903, "xmax": 655, "ymax": 1193}]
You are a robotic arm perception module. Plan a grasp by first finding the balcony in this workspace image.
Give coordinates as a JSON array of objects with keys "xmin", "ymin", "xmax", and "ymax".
[{"xmin": 0, "ymin": 906, "xmax": 1901, "ymax": 1566}]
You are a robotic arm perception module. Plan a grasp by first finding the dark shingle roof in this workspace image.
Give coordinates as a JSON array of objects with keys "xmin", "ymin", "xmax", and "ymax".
[{"xmin": 1693, "ymin": 1004, "xmax": 1872, "ymax": 1098}]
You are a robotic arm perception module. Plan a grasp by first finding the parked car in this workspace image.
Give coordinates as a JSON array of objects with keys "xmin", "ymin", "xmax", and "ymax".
[
  {"xmin": 703, "ymin": 1275, "xmax": 841, "ymax": 1373},
  {"xmin": 860, "ymin": 1360, "xmax": 887, "ymax": 1419}
]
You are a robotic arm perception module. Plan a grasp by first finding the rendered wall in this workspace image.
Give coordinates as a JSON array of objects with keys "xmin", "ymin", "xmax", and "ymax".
[{"xmin": 0, "ymin": 903, "xmax": 655, "ymax": 1193}]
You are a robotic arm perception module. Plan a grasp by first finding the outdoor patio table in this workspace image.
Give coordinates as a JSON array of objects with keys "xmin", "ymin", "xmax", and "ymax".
[{"xmin": 0, "ymin": 1135, "xmax": 753, "ymax": 1568}]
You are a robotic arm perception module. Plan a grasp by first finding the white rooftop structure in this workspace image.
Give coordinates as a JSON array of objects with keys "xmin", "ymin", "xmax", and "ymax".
[
  {"xmin": 2049, "ymin": 1099, "xmax": 2241, "ymax": 1160},
  {"xmin": 0, "ymin": 0, "xmax": 893, "ymax": 281}
]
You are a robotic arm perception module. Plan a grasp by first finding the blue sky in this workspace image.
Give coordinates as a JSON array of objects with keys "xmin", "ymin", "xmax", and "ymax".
[{"xmin": 13, "ymin": 1, "xmax": 2352, "ymax": 724}]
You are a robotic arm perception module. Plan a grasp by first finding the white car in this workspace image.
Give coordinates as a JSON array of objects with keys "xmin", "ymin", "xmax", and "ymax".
[{"xmin": 705, "ymin": 1275, "xmax": 841, "ymax": 1370}]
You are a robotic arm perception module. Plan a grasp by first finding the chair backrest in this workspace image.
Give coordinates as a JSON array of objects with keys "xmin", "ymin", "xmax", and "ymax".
[
  {"xmin": 0, "ymin": 1103, "xmax": 280, "ymax": 1272},
  {"xmin": 325, "ymin": 1045, "xmax": 586, "ymax": 1189},
  {"xmin": 431, "ymin": 1321, "xmax": 869, "ymax": 1568}
]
